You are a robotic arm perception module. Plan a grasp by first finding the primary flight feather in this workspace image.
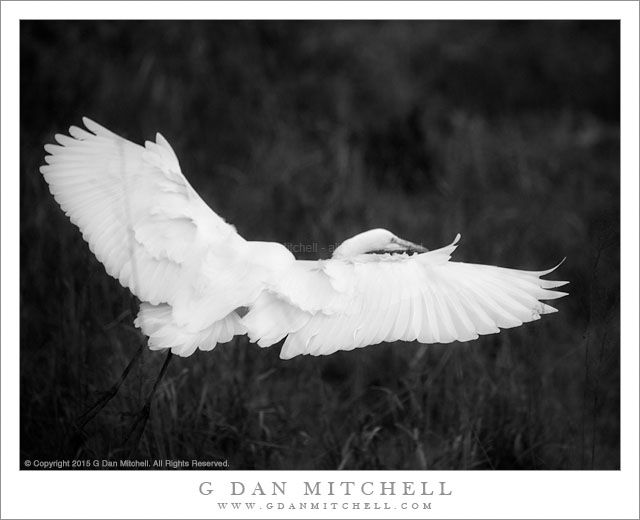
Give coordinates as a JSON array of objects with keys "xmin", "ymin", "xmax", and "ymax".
[{"xmin": 41, "ymin": 118, "xmax": 568, "ymax": 359}]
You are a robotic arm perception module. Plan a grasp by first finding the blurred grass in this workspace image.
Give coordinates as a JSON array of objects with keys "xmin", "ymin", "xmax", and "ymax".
[{"xmin": 20, "ymin": 21, "xmax": 619, "ymax": 469}]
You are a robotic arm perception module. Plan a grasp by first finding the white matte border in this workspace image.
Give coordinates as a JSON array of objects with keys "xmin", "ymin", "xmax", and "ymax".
[{"xmin": 2, "ymin": 2, "xmax": 638, "ymax": 519}]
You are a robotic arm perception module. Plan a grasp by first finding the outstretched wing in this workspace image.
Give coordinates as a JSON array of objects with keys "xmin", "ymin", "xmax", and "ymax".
[
  {"xmin": 40, "ymin": 118, "xmax": 258, "ymax": 330},
  {"xmin": 242, "ymin": 235, "xmax": 568, "ymax": 359}
]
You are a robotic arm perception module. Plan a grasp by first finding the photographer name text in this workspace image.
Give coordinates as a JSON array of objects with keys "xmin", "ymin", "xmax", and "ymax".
[{"xmin": 199, "ymin": 480, "xmax": 452, "ymax": 497}]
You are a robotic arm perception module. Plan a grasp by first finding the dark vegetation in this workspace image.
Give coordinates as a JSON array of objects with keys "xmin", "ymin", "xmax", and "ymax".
[{"xmin": 20, "ymin": 21, "xmax": 619, "ymax": 469}]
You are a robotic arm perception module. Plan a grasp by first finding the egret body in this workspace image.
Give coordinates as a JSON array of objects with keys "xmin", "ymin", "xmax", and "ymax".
[{"xmin": 41, "ymin": 118, "xmax": 568, "ymax": 360}]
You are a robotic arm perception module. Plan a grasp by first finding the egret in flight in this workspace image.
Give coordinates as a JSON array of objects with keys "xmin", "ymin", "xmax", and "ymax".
[
  {"xmin": 41, "ymin": 118, "xmax": 568, "ymax": 450},
  {"xmin": 41, "ymin": 118, "xmax": 568, "ymax": 363}
]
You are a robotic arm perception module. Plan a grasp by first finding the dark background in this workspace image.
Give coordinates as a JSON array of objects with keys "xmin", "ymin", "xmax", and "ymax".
[{"xmin": 20, "ymin": 21, "xmax": 619, "ymax": 469}]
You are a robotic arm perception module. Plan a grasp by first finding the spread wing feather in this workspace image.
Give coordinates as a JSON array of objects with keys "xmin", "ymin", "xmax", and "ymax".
[
  {"xmin": 242, "ymin": 236, "xmax": 568, "ymax": 359},
  {"xmin": 41, "ymin": 117, "xmax": 243, "ymax": 310},
  {"xmin": 40, "ymin": 118, "xmax": 292, "ymax": 355}
]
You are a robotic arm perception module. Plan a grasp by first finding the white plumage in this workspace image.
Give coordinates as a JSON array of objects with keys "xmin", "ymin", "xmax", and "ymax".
[{"xmin": 41, "ymin": 118, "xmax": 568, "ymax": 359}]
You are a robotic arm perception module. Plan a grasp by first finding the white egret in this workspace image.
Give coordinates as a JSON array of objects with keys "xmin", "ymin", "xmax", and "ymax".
[{"xmin": 41, "ymin": 118, "xmax": 568, "ymax": 363}]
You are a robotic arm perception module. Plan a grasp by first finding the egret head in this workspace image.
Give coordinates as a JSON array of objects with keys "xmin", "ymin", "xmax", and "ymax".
[{"xmin": 332, "ymin": 228, "xmax": 428, "ymax": 259}]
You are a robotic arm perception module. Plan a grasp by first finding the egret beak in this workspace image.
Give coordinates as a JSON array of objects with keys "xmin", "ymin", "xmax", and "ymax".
[{"xmin": 390, "ymin": 237, "xmax": 429, "ymax": 254}]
